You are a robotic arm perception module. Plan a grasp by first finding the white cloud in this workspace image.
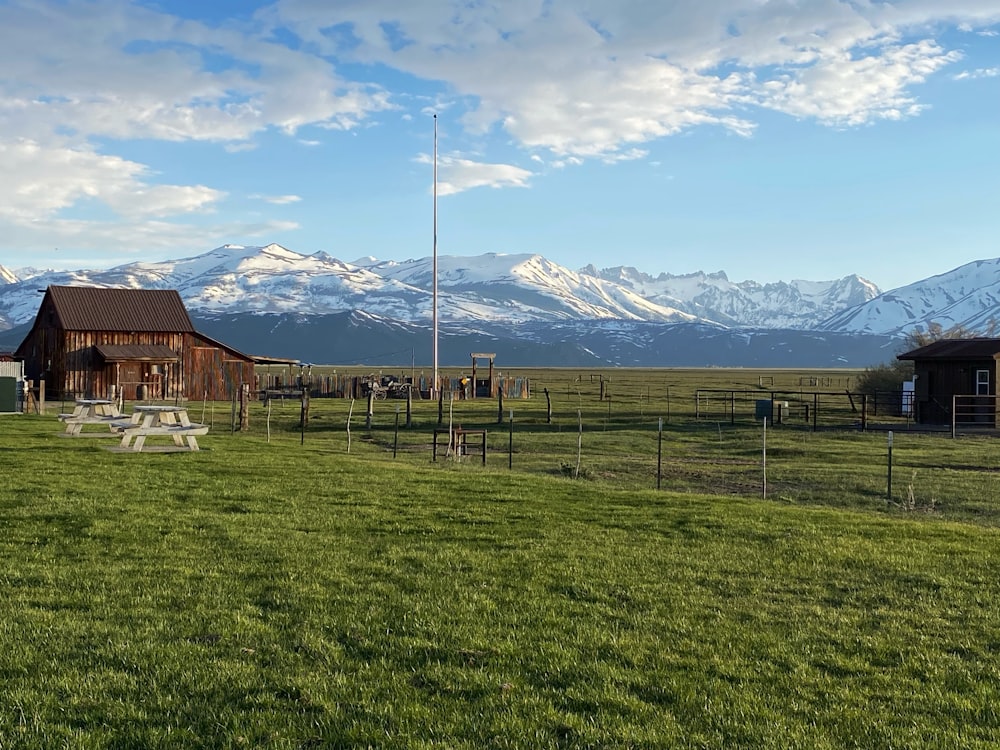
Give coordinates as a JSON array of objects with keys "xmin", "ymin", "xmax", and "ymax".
[
  {"xmin": 0, "ymin": 138, "xmax": 223, "ymax": 222},
  {"xmin": 252, "ymin": 194, "xmax": 303, "ymax": 205},
  {"xmin": 265, "ymin": 0, "xmax": 1000, "ymax": 158},
  {"xmin": 756, "ymin": 40, "xmax": 963, "ymax": 126},
  {"xmin": 3, "ymin": 0, "xmax": 999, "ymax": 261},
  {"xmin": 0, "ymin": 215, "xmax": 300, "ymax": 265},
  {"xmin": 954, "ymin": 67, "xmax": 1000, "ymax": 79},
  {"xmin": 415, "ymin": 153, "xmax": 533, "ymax": 195}
]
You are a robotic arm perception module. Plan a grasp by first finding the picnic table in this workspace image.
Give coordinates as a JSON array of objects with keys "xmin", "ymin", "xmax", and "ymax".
[
  {"xmin": 112, "ymin": 405, "xmax": 209, "ymax": 453},
  {"xmin": 57, "ymin": 399, "xmax": 124, "ymax": 436}
]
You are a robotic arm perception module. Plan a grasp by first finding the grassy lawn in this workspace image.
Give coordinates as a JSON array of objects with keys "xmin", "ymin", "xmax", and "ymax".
[{"xmin": 4, "ymin": 369, "xmax": 1000, "ymax": 747}]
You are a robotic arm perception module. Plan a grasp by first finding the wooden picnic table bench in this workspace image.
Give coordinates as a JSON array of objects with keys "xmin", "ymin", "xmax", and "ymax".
[
  {"xmin": 57, "ymin": 399, "xmax": 125, "ymax": 436},
  {"xmin": 110, "ymin": 405, "xmax": 210, "ymax": 453}
]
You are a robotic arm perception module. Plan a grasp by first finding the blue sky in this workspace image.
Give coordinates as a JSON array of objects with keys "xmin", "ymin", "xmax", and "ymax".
[{"xmin": 0, "ymin": 0, "xmax": 997, "ymax": 291}]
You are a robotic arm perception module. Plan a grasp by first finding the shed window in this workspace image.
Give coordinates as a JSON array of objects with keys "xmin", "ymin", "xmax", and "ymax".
[{"xmin": 976, "ymin": 369, "xmax": 990, "ymax": 396}]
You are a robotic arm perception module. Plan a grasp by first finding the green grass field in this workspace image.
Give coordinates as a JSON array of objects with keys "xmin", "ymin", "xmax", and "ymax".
[{"xmin": 4, "ymin": 367, "xmax": 1000, "ymax": 748}]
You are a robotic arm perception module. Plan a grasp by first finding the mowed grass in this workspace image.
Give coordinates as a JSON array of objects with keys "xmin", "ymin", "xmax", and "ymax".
[{"xmin": 4, "ymin": 368, "xmax": 1000, "ymax": 747}]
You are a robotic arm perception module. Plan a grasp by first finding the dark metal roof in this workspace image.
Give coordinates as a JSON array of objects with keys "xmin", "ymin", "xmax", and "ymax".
[
  {"xmin": 94, "ymin": 344, "xmax": 179, "ymax": 362},
  {"xmin": 47, "ymin": 286, "xmax": 195, "ymax": 332},
  {"xmin": 897, "ymin": 338, "xmax": 1000, "ymax": 361}
]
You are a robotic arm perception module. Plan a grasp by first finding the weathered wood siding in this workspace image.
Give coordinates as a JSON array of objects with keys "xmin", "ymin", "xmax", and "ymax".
[
  {"xmin": 914, "ymin": 358, "xmax": 998, "ymax": 425},
  {"xmin": 185, "ymin": 334, "xmax": 255, "ymax": 401}
]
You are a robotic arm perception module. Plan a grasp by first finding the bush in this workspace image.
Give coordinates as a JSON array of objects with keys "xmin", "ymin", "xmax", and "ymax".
[{"xmin": 856, "ymin": 361, "xmax": 912, "ymax": 397}]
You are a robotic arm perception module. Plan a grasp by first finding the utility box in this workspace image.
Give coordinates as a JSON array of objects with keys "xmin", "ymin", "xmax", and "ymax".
[
  {"xmin": 756, "ymin": 399, "xmax": 789, "ymax": 422},
  {"xmin": 755, "ymin": 399, "xmax": 773, "ymax": 420}
]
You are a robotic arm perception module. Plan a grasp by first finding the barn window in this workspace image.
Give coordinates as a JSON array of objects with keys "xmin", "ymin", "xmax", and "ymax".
[{"xmin": 976, "ymin": 369, "xmax": 990, "ymax": 396}]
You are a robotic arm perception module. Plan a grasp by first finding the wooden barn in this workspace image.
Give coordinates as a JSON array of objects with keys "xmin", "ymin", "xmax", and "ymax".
[
  {"xmin": 15, "ymin": 286, "xmax": 255, "ymax": 402},
  {"xmin": 897, "ymin": 338, "xmax": 1000, "ymax": 425}
]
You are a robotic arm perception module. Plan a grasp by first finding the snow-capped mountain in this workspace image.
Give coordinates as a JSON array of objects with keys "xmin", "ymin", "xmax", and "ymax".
[
  {"xmin": 7, "ymin": 242, "xmax": 1000, "ymax": 366},
  {"xmin": 0, "ymin": 243, "xmax": 873, "ymax": 332},
  {"xmin": 584, "ymin": 266, "xmax": 880, "ymax": 329},
  {"xmin": 819, "ymin": 258, "xmax": 1000, "ymax": 336}
]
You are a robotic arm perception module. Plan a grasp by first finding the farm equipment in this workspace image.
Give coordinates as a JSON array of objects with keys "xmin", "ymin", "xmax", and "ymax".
[{"xmin": 363, "ymin": 375, "xmax": 413, "ymax": 400}]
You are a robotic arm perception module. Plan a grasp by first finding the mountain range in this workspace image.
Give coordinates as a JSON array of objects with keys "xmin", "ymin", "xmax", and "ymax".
[{"xmin": 0, "ymin": 244, "xmax": 996, "ymax": 367}]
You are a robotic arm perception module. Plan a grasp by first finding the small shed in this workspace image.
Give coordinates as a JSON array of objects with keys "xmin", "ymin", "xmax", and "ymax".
[
  {"xmin": 15, "ymin": 285, "xmax": 255, "ymax": 402},
  {"xmin": 0, "ymin": 357, "xmax": 25, "ymax": 413},
  {"xmin": 897, "ymin": 338, "xmax": 1000, "ymax": 425}
]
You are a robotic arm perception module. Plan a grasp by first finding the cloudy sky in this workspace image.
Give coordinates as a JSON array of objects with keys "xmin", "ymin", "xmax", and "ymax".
[{"xmin": 0, "ymin": 0, "xmax": 997, "ymax": 290}]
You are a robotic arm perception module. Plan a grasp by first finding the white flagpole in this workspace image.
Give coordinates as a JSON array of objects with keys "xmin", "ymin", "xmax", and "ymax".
[{"xmin": 432, "ymin": 114, "xmax": 439, "ymax": 400}]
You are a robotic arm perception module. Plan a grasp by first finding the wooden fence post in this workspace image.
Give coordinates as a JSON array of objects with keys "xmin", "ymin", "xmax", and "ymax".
[{"xmin": 239, "ymin": 383, "xmax": 250, "ymax": 431}]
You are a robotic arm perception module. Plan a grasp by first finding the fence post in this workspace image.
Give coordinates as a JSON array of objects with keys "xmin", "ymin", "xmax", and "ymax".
[
  {"xmin": 952, "ymin": 395, "xmax": 957, "ymax": 439},
  {"xmin": 861, "ymin": 394, "xmax": 867, "ymax": 432},
  {"xmin": 657, "ymin": 417, "xmax": 663, "ymax": 490}
]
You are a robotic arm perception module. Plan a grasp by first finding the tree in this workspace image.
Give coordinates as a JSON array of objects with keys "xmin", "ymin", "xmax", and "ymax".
[
  {"xmin": 901, "ymin": 322, "xmax": 974, "ymax": 351},
  {"xmin": 856, "ymin": 322, "xmax": 974, "ymax": 400}
]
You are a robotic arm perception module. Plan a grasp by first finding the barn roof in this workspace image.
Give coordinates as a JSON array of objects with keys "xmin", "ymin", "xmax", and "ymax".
[
  {"xmin": 897, "ymin": 338, "xmax": 1000, "ymax": 361},
  {"xmin": 94, "ymin": 344, "xmax": 180, "ymax": 362},
  {"xmin": 46, "ymin": 286, "xmax": 195, "ymax": 332}
]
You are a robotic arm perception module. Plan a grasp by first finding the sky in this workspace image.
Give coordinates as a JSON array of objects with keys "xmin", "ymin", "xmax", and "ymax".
[{"xmin": 0, "ymin": 0, "xmax": 998, "ymax": 292}]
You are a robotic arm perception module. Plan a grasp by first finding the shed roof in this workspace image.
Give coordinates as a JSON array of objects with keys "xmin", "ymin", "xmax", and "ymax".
[
  {"xmin": 94, "ymin": 344, "xmax": 179, "ymax": 362},
  {"xmin": 897, "ymin": 338, "xmax": 1000, "ymax": 361},
  {"xmin": 46, "ymin": 286, "xmax": 195, "ymax": 332}
]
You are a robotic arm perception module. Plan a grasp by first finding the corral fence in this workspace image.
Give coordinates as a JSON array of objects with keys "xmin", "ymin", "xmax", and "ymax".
[
  {"xmin": 952, "ymin": 394, "xmax": 1000, "ymax": 437},
  {"xmin": 256, "ymin": 372, "xmax": 531, "ymax": 400},
  {"xmin": 694, "ymin": 389, "xmax": 918, "ymax": 431}
]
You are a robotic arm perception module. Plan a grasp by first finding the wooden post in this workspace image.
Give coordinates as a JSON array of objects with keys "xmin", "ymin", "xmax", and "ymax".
[
  {"xmin": 299, "ymin": 387, "xmax": 310, "ymax": 429},
  {"xmin": 437, "ymin": 387, "xmax": 444, "ymax": 426},
  {"xmin": 813, "ymin": 392, "xmax": 818, "ymax": 432},
  {"xmin": 239, "ymin": 383, "xmax": 250, "ymax": 431},
  {"xmin": 861, "ymin": 394, "xmax": 867, "ymax": 432},
  {"xmin": 406, "ymin": 386, "xmax": 413, "ymax": 428},
  {"xmin": 497, "ymin": 385, "xmax": 504, "ymax": 424},
  {"xmin": 366, "ymin": 391, "xmax": 374, "ymax": 430},
  {"xmin": 38, "ymin": 377, "xmax": 45, "ymax": 415},
  {"xmin": 544, "ymin": 387, "xmax": 552, "ymax": 424},
  {"xmin": 347, "ymin": 399, "xmax": 354, "ymax": 453}
]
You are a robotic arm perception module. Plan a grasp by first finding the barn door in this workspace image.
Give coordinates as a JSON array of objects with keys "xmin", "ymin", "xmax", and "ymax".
[{"xmin": 118, "ymin": 363, "xmax": 143, "ymax": 399}]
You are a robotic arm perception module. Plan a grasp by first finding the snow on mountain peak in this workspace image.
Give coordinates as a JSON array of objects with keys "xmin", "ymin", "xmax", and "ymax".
[{"xmin": 4, "ymin": 243, "xmax": 992, "ymax": 340}]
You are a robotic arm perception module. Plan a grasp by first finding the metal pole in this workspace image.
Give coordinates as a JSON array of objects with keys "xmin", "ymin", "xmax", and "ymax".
[
  {"xmin": 657, "ymin": 417, "xmax": 663, "ymax": 490},
  {"xmin": 886, "ymin": 430, "xmax": 893, "ymax": 502},
  {"xmin": 432, "ymin": 114, "xmax": 439, "ymax": 400},
  {"xmin": 508, "ymin": 408, "xmax": 513, "ymax": 470},
  {"xmin": 393, "ymin": 405, "xmax": 400, "ymax": 459},
  {"xmin": 762, "ymin": 417, "xmax": 767, "ymax": 500}
]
